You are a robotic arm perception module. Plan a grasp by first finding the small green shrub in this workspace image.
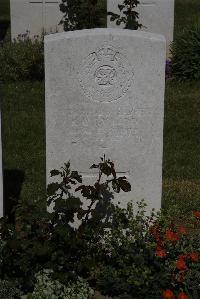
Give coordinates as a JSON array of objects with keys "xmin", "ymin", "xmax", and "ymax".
[
  {"xmin": 94, "ymin": 202, "xmax": 165, "ymax": 299},
  {"xmin": 108, "ymin": 0, "xmax": 142, "ymax": 30},
  {"xmin": 171, "ymin": 23, "xmax": 200, "ymax": 81},
  {"xmin": 0, "ymin": 157, "xmax": 131, "ymax": 293},
  {"xmin": 0, "ymin": 157, "xmax": 200, "ymax": 298},
  {"xmin": 59, "ymin": 0, "xmax": 106, "ymax": 31},
  {"xmin": 0, "ymin": 279, "xmax": 21, "ymax": 298},
  {"xmin": 23, "ymin": 270, "xmax": 94, "ymax": 299},
  {"xmin": 95, "ymin": 203, "xmax": 200, "ymax": 299},
  {"xmin": 0, "ymin": 34, "xmax": 44, "ymax": 82}
]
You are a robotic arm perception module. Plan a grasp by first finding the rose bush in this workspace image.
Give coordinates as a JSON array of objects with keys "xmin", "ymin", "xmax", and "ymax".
[{"xmin": 0, "ymin": 157, "xmax": 199, "ymax": 298}]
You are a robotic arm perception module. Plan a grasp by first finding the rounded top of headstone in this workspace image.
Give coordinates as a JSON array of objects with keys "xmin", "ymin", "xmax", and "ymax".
[{"xmin": 44, "ymin": 28, "xmax": 166, "ymax": 44}]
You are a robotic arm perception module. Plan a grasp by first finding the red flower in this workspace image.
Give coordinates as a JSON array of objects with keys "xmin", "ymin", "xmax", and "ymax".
[
  {"xmin": 178, "ymin": 292, "xmax": 188, "ymax": 299},
  {"xmin": 188, "ymin": 252, "xmax": 199, "ymax": 262},
  {"xmin": 179, "ymin": 254, "xmax": 186, "ymax": 260},
  {"xmin": 149, "ymin": 224, "xmax": 160, "ymax": 239},
  {"xmin": 165, "ymin": 229, "xmax": 179, "ymax": 242},
  {"xmin": 156, "ymin": 237, "xmax": 164, "ymax": 246},
  {"xmin": 162, "ymin": 289, "xmax": 175, "ymax": 299},
  {"xmin": 193, "ymin": 211, "xmax": 200, "ymax": 220},
  {"xmin": 155, "ymin": 248, "xmax": 167, "ymax": 258},
  {"xmin": 177, "ymin": 226, "xmax": 187, "ymax": 235},
  {"xmin": 176, "ymin": 256, "xmax": 188, "ymax": 270}
]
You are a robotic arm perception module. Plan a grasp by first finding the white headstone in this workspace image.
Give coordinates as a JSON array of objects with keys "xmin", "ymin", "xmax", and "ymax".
[
  {"xmin": 10, "ymin": 0, "xmax": 63, "ymax": 39},
  {"xmin": 45, "ymin": 29, "xmax": 166, "ymax": 211},
  {"xmin": 107, "ymin": 0, "xmax": 174, "ymax": 56}
]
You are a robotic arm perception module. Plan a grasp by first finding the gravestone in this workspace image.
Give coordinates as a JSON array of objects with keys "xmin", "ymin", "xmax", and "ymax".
[
  {"xmin": 107, "ymin": 0, "xmax": 174, "ymax": 56},
  {"xmin": 45, "ymin": 29, "xmax": 166, "ymax": 211},
  {"xmin": 10, "ymin": 0, "xmax": 63, "ymax": 39}
]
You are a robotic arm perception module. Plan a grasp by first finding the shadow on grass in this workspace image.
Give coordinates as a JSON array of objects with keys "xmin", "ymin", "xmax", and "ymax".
[
  {"xmin": 0, "ymin": 20, "xmax": 10, "ymax": 41},
  {"xmin": 3, "ymin": 169, "xmax": 24, "ymax": 221}
]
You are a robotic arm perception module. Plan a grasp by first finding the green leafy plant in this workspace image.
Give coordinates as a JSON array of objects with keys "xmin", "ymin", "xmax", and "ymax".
[
  {"xmin": 0, "ymin": 157, "xmax": 131, "ymax": 293},
  {"xmin": 171, "ymin": 22, "xmax": 200, "ymax": 81},
  {"xmin": 108, "ymin": 0, "xmax": 142, "ymax": 30},
  {"xmin": 0, "ymin": 279, "xmax": 21, "ymax": 299},
  {"xmin": 59, "ymin": 0, "xmax": 106, "ymax": 31},
  {"xmin": 94, "ymin": 201, "xmax": 167, "ymax": 299},
  {"xmin": 47, "ymin": 156, "xmax": 131, "ymax": 281},
  {"xmin": 94, "ymin": 205, "xmax": 200, "ymax": 299},
  {"xmin": 0, "ymin": 33, "xmax": 44, "ymax": 82},
  {"xmin": 23, "ymin": 270, "xmax": 94, "ymax": 299},
  {"xmin": 0, "ymin": 157, "xmax": 200, "ymax": 298}
]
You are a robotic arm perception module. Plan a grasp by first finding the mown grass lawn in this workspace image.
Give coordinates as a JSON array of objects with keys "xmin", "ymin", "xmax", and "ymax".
[
  {"xmin": 174, "ymin": 0, "xmax": 200, "ymax": 36},
  {"xmin": 163, "ymin": 0, "xmax": 200, "ymax": 222},
  {"xmin": 0, "ymin": 0, "xmax": 10, "ymax": 21},
  {"xmin": 0, "ymin": 0, "xmax": 10, "ymax": 40},
  {"xmin": 162, "ymin": 80, "xmax": 200, "ymax": 219},
  {"xmin": 0, "ymin": 0, "xmax": 200, "ymax": 221},
  {"xmin": 1, "ymin": 82, "xmax": 46, "ymax": 203}
]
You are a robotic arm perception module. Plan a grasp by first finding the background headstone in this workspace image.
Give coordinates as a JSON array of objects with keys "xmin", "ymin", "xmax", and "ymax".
[
  {"xmin": 107, "ymin": 0, "xmax": 174, "ymax": 56},
  {"xmin": 10, "ymin": 0, "xmax": 63, "ymax": 39},
  {"xmin": 45, "ymin": 29, "xmax": 166, "ymax": 211}
]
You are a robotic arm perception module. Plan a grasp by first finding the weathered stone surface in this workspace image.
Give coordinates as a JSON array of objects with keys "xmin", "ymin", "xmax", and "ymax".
[
  {"xmin": 107, "ymin": 0, "xmax": 174, "ymax": 56},
  {"xmin": 45, "ymin": 29, "xmax": 166, "ymax": 211},
  {"xmin": 10, "ymin": 0, "xmax": 63, "ymax": 39}
]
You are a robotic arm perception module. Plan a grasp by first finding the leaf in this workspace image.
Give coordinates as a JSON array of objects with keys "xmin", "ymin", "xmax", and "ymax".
[
  {"xmin": 112, "ymin": 179, "xmax": 120, "ymax": 193},
  {"xmin": 56, "ymin": 197, "xmax": 81, "ymax": 211},
  {"xmin": 77, "ymin": 209, "xmax": 88, "ymax": 220},
  {"xmin": 75, "ymin": 185, "xmax": 83, "ymax": 192},
  {"xmin": 111, "ymin": 15, "xmax": 118, "ymax": 22},
  {"xmin": 90, "ymin": 164, "xmax": 99, "ymax": 169},
  {"xmin": 108, "ymin": 161, "xmax": 116, "ymax": 178},
  {"xmin": 50, "ymin": 169, "xmax": 60, "ymax": 177},
  {"xmin": 118, "ymin": 4, "xmax": 125, "ymax": 11},
  {"xmin": 76, "ymin": 185, "xmax": 96, "ymax": 199},
  {"xmin": 116, "ymin": 19, "xmax": 122, "ymax": 26},
  {"xmin": 118, "ymin": 177, "xmax": 131, "ymax": 192},
  {"xmin": 64, "ymin": 161, "xmax": 70, "ymax": 170},
  {"xmin": 100, "ymin": 162, "xmax": 112, "ymax": 176},
  {"xmin": 71, "ymin": 171, "xmax": 82, "ymax": 181},
  {"xmin": 47, "ymin": 182, "xmax": 60, "ymax": 196},
  {"xmin": 69, "ymin": 179, "xmax": 76, "ymax": 185}
]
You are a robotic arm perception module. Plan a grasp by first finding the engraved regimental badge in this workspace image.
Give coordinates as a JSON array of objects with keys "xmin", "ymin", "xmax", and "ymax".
[{"xmin": 78, "ymin": 43, "xmax": 134, "ymax": 103}]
